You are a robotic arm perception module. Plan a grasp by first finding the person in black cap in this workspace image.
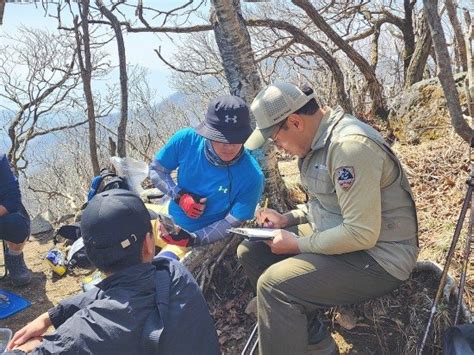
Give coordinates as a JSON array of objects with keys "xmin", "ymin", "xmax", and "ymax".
[
  {"xmin": 7, "ymin": 189, "xmax": 220, "ymax": 355},
  {"xmin": 149, "ymin": 95, "xmax": 264, "ymax": 250}
]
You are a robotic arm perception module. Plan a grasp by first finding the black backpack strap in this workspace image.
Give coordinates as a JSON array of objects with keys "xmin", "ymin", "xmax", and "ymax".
[
  {"xmin": 141, "ymin": 259, "xmax": 172, "ymax": 354},
  {"xmin": 155, "ymin": 268, "xmax": 171, "ymax": 320}
]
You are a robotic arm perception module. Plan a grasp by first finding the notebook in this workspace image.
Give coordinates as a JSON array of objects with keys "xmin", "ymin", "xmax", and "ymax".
[{"xmin": 0, "ymin": 289, "xmax": 31, "ymax": 319}]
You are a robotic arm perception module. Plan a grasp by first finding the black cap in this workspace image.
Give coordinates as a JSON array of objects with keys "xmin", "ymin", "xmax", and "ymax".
[
  {"xmin": 81, "ymin": 189, "xmax": 151, "ymax": 263},
  {"xmin": 194, "ymin": 95, "xmax": 253, "ymax": 144}
]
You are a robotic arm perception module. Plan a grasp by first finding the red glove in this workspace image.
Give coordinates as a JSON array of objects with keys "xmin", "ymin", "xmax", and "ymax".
[
  {"xmin": 175, "ymin": 190, "xmax": 206, "ymax": 219},
  {"xmin": 161, "ymin": 227, "xmax": 196, "ymax": 247}
]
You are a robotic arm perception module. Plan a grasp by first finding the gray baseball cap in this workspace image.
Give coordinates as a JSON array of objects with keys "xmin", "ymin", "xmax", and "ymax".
[{"xmin": 244, "ymin": 82, "xmax": 315, "ymax": 150}]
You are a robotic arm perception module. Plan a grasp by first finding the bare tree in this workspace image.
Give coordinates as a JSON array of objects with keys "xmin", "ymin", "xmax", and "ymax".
[
  {"xmin": 0, "ymin": 28, "xmax": 85, "ymax": 172},
  {"xmin": 74, "ymin": 0, "xmax": 100, "ymax": 175},
  {"xmin": 49, "ymin": 0, "xmax": 128, "ymax": 165},
  {"xmin": 405, "ymin": 12, "xmax": 433, "ymax": 87},
  {"xmin": 445, "ymin": 0, "xmax": 468, "ymax": 72},
  {"xmin": 291, "ymin": 0, "xmax": 388, "ymax": 118},
  {"xmin": 247, "ymin": 18, "xmax": 352, "ymax": 113},
  {"xmin": 96, "ymin": 0, "xmax": 129, "ymax": 158},
  {"xmin": 423, "ymin": 0, "xmax": 471, "ymax": 142}
]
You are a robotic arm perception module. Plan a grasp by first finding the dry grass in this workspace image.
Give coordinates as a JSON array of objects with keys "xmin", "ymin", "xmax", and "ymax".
[{"xmin": 394, "ymin": 132, "xmax": 473, "ymax": 308}]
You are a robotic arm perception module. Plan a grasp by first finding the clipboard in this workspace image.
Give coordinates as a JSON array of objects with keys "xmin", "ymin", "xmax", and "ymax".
[{"xmin": 227, "ymin": 227, "xmax": 276, "ymax": 242}]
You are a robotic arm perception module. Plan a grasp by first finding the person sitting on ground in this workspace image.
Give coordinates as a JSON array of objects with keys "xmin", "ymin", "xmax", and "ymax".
[
  {"xmin": 149, "ymin": 95, "xmax": 264, "ymax": 252},
  {"xmin": 238, "ymin": 82, "xmax": 419, "ymax": 355},
  {"xmin": 0, "ymin": 152, "xmax": 31, "ymax": 286},
  {"xmin": 7, "ymin": 189, "xmax": 220, "ymax": 354}
]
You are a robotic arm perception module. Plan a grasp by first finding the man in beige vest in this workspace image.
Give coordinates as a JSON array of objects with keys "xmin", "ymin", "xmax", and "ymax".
[{"xmin": 239, "ymin": 82, "xmax": 418, "ymax": 355}]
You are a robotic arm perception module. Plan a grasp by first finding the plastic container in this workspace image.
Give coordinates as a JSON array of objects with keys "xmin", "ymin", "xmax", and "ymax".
[
  {"xmin": 110, "ymin": 156, "xmax": 148, "ymax": 195},
  {"xmin": 0, "ymin": 328, "xmax": 12, "ymax": 353},
  {"xmin": 45, "ymin": 249, "xmax": 67, "ymax": 276},
  {"xmin": 82, "ymin": 270, "xmax": 104, "ymax": 292}
]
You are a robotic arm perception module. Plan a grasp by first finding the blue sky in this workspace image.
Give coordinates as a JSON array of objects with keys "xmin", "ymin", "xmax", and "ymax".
[{"xmin": 0, "ymin": 1, "xmax": 208, "ymax": 101}]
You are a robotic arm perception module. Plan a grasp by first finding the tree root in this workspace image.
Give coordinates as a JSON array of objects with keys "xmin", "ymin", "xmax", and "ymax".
[{"xmin": 182, "ymin": 235, "xmax": 242, "ymax": 293}]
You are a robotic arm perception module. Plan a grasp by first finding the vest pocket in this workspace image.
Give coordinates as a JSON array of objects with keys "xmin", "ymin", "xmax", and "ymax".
[{"xmin": 306, "ymin": 167, "xmax": 335, "ymax": 195}]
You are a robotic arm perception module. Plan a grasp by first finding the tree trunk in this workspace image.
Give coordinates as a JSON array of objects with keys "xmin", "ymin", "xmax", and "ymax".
[
  {"xmin": 370, "ymin": 25, "xmax": 380, "ymax": 70},
  {"xmin": 423, "ymin": 0, "xmax": 472, "ymax": 143},
  {"xmin": 210, "ymin": 0, "xmax": 261, "ymax": 104},
  {"xmin": 74, "ymin": 1, "xmax": 100, "ymax": 176},
  {"xmin": 445, "ymin": 0, "xmax": 468, "ymax": 72},
  {"xmin": 405, "ymin": 14, "xmax": 432, "ymax": 87},
  {"xmin": 96, "ymin": 0, "xmax": 129, "ymax": 158},
  {"xmin": 464, "ymin": 12, "xmax": 473, "ymax": 119},
  {"xmin": 0, "ymin": 0, "xmax": 5, "ymax": 25},
  {"xmin": 292, "ymin": 0, "xmax": 388, "ymax": 119},
  {"xmin": 402, "ymin": 0, "xmax": 416, "ymax": 76},
  {"xmin": 211, "ymin": 0, "xmax": 287, "ymax": 206}
]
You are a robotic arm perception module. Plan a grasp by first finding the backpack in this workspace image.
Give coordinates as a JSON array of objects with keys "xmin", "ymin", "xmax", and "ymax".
[
  {"xmin": 54, "ymin": 224, "xmax": 91, "ymax": 269},
  {"xmin": 87, "ymin": 168, "xmax": 129, "ymax": 201},
  {"xmin": 52, "ymin": 168, "xmax": 130, "ymax": 270}
]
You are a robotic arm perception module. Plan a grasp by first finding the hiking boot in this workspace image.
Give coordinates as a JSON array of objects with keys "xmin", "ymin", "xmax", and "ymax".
[
  {"xmin": 5, "ymin": 251, "xmax": 31, "ymax": 286},
  {"xmin": 307, "ymin": 334, "xmax": 338, "ymax": 355},
  {"xmin": 307, "ymin": 316, "xmax": 339, "ymax": 355}
]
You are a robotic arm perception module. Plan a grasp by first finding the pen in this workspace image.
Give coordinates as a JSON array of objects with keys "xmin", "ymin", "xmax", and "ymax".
[{"xmin": 262, "ymin": 197, "xmax": 270, "ymax": 227}]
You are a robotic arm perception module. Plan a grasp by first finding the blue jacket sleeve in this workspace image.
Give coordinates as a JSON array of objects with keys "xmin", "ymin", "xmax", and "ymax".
[{"xmin": 0, "ymin": 153, "xmax": 22, "ymax": 213}]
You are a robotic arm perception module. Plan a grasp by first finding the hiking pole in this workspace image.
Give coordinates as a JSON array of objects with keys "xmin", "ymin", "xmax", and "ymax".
[
  {"xmin": 454, "ymin": 207, "xmax": 473, "ymax": 325},
  {"xmin": 241, "ymin": 323, "xmax": 258, "ymax": 355},
  {"xmin": 418, "ymin": 137, "xmax": 474, "ymax": 354},
  {"xmin": 454, "ymin": 141, "xmax": 474, "ymax": 325},
  {"xmin": 249, "ymin": 336, "xmax": 258, "ymax": 355}
]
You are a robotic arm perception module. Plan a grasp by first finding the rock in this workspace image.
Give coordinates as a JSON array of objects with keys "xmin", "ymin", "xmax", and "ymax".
[
  {"xmin": 388, "ymin": 72, "xmax": 468, "ymax": 144},
  {"xmin": 334, "ymin": 307, "xmax": 358, "ymax": 330},
  {"xmin": 56, "ymin": 214, "xmax": 75, "ymax": 225},
  {"xmin": 30, "ymin": 212, "xmax": 53, "ymax": 235},
  {"xmin": 245, "ymin": 296, "xmax": 257, "ymax": 316}
]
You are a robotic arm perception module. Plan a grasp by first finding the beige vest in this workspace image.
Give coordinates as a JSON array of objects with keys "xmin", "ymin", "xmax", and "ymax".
[{"xmin": 300, "ymin": 108, "xmax": 418, "ymax": 279}]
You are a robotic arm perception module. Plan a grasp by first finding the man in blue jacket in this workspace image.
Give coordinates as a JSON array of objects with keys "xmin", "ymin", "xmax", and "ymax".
[
  {"xmin": 0, "ymin": 152, "xmax": 31, "ymax": 286},
  {"xmin": 149, "ymin": 95, "xmax": 264, "ymax": 251},
  {"xmin": 7, "ymin": 189, "xmax": 220, "ymax": 354}
]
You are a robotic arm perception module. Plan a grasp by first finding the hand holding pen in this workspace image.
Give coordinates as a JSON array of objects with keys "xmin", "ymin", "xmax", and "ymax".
[{"xmin": 256, "ymin": 197, "xmax": 288, "ymax": 228}]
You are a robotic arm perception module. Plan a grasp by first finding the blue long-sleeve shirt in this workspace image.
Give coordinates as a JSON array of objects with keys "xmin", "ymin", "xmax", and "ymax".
[{"xmin": 0, "ymin": 153, "xmax": 22, "ymax": 214}]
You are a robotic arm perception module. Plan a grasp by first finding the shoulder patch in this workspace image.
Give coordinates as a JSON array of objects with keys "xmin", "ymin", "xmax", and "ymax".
[{"xmin": 335, "ymin": 166, "xmax": 355, "ymax": 191}]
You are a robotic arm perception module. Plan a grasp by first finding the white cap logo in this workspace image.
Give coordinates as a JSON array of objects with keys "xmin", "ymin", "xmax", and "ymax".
[{"xmin": 224, "ymin": 115, "xmax": 238, "ymax": 124}]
